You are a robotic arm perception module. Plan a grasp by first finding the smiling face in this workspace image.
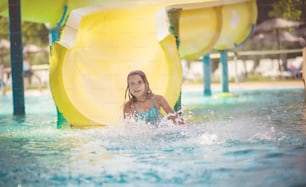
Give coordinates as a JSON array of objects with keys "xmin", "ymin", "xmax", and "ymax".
[
  {"xmin": 128, "ymin": 74, "xmax": 146, "ymax": 98},
  {"xmin": 124, "ymin": 70, "xmax": 152, "ymax": 103}
]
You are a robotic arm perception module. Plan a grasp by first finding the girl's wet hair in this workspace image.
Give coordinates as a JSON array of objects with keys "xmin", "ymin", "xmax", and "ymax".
[{"xmin": 124, "ymin": 70, "xmax": 152, "ymax": 103}]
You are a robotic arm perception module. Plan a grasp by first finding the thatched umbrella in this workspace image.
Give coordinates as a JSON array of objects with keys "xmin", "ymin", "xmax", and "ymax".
[
  {"xmin": 254, "ymin": 18, "xmax": 304, "ymax": 34},
  {"xmin": 254, "ymin": 18, "xmax": 305, "ymax": 71},
  {"xmin": 293, "ymin": 27, "xmax": 306, "ymax": 47},
  {"xmin": 254, "ymin": 18, "xmax": 304, "ymax": 49},
  {"xmin": 23, "ymin": 44, "xmax": 48, "ymax": 53},
  {"xmin": 253, "ymin": 31, "xmax": 303, "ymax": 43}
]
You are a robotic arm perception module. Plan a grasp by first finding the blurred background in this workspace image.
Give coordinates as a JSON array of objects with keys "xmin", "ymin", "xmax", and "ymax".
[
  {"xmin": 183, "ymin": 0, "xmax": 306, "ymax": 84},
  {"xmin": 0, "ymin": 0, "xmax": 306, "ymax": 91}
]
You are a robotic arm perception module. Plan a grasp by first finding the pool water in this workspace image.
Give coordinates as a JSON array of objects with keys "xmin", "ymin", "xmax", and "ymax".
[{"xmin": 0, "ymin": 88, "xmax": 306, "ymax": 187}]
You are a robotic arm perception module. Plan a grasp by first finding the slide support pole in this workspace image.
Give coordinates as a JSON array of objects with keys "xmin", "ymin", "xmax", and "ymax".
[
  {"xmin": 220, "ymin": 50, "xmax": 229, "ymax": 93},
  {"xmin": 8, "ymin": 0, "xmax": 25, "ymax": 115},
  {"xmin": 167, "ymin": 8, "xmax": 182, "ymax": 113},
  {"xmin": 202, "ymin": 54, "xmax": 212, "ymax": 96},
  {"xmin": 49, "ymin": 5, "xmax": 69, "ymax": 128}
]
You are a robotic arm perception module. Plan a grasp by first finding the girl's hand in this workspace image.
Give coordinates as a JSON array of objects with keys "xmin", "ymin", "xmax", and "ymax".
[
  {"xmin": 168, "ymin": 113, "xmax": 186, "ymax": 125},
  {"xmin": 175, "ymin": 116, "xmax": 186, "ymax": 125}
]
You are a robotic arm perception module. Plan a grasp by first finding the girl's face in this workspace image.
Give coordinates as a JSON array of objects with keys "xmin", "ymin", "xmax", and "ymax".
[{"xmin": 128, "ymin": 74, "xmax": 146, "ymax": 98}]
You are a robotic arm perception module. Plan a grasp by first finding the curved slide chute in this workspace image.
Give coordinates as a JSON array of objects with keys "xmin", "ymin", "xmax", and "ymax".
[
  {"xmin": 214, "ymin": 0, "xmax": 257, "ymax": 50},
  {"xmin": 51, "ymin": 5, "xmax": 182, "ymax": 127},
  {"xmin": 0, "ymin": 0, "xmax": 257, "ymax": 127},
  {"xmin": 0, "ymin": 0, "xmax": 101, "ymax": 27},
  {"xmin": 170, "ymin": 0, "xmax": 257, "ymax": 60}
]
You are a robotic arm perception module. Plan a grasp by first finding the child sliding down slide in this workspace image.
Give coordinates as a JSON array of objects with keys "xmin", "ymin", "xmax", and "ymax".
[{"xmin": 123, "ymin": 70, "xmax": 185, "ymax": 125}]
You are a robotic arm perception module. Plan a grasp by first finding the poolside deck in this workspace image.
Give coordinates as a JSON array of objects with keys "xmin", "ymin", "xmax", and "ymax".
[{"xmin": 182, "ymin": 80, "xmax": 304, "ymax": 92}]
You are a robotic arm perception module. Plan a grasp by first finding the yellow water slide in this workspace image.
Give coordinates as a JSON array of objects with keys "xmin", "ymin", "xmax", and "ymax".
[
  {"xmin": 51, "ymin": 6, "xmax": 182, "ymax": 126},
  {"xmin": 0, "ymin": 0, "xmax": 257, "ymax": 127}
]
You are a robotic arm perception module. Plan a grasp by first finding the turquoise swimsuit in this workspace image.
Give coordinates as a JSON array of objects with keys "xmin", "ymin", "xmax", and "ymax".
[{"xmin": 134, "ymin": 97, "xmax": 163, "ymax": 125}]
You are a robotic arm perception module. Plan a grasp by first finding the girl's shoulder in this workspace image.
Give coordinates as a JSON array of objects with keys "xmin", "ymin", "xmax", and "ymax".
[
  {"xmin": 123, "ymin": 100, "xmax": 133, "ymax": 110},
  {"xmin": 152, "ymin": 94, "xmax": 166, "ymax": 103},
  {"xmin": 152, "ymin": 94, "xmax": 163, "ymax": 99}
]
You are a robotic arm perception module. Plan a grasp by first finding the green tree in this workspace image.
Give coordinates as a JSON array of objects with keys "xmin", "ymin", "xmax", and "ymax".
[
  {"xmin": 0, "ymin": 16, "xmax": 49, "ymax": 47},
  {"xmin": 267, "ymin": 0, "xmax": 304, "ymax": 71},
  {"xmin": 268, "ymin": 0, "xmax": 303, "ymax": 20},
  {"xmin": 0, "ymin": 16, "xmax": 50, "ymax": 66},
  {"xmin": 22, "ymin": 21, "xmax": 49, "ymax": 47},
  {"xmin": 0, "ymin": 16, "xmax": 10, "ymax": 40}
]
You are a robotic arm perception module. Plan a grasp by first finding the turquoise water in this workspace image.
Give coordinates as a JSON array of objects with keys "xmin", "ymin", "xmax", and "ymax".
[{"xmin": 0, "ymin": 88, "xmax": 306, "ymax": 187}]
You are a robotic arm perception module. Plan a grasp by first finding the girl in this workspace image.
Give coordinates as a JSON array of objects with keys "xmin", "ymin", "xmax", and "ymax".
[{"xmin": 123, "ymin": 70, "xmax": 184, "ymax": 125}]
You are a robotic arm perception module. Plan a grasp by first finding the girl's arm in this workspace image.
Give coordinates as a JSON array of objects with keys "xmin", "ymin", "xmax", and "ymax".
[
  {"xmin": 156, "ymin": 95, "xmax": 185, "ymax": 125},
  {"xmin": 123, "ymin": 102, "xmax": 133, "ymax": 119}
]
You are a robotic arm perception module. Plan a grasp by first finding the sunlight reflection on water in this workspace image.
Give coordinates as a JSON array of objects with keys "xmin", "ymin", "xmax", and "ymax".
[{"xmin": 0, "ymin": 88, "xmax": 306, "ymax": 186}]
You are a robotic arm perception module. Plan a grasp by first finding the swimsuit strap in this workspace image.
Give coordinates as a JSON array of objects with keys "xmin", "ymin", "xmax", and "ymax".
[
  {"xmin": 132, "ymin": 100, "xmax": 136, "ymax": 112},
  {"xmin": 151, "ymin": 95, "xmax": 155, "ymax": 105}
]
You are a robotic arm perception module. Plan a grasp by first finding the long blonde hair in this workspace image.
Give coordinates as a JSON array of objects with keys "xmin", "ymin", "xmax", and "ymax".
[{"xmin": 124, "ymin": 70, "xmax": 153, "ymax": 104}]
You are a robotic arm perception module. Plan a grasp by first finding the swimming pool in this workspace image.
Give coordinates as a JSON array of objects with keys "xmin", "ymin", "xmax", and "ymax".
[{"xmin": 0, "ymin": 87, "xmax": 306, "ymax": 187}]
